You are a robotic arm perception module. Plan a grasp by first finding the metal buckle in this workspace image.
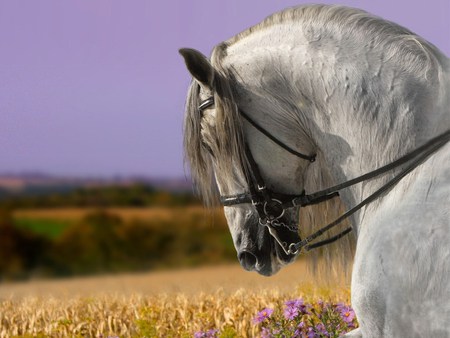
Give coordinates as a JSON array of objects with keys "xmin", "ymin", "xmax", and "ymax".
[{"xmin": 263, "ymin": 198, "xmax": 285, "ymax": 220}]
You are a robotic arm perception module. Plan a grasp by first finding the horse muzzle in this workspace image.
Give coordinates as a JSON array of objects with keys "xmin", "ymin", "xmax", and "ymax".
[{"xmin": 236, "ymin": 217, "xmax": 300, "ymax": 276}]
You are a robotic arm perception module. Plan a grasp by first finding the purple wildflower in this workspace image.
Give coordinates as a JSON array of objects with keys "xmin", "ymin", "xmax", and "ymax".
[
  {"xmin": 307, "ymin": 327, "xmax": 318, "ymax": 338},
  {"xmin": 337, "ymin": 305, "xmax": 356, "ymax": 323},
  {"xmin": 315, "ymin": 323, "xmax": 329, "ymax": 337},
  {"xmin": 294, "ymin": 321, "xmax": 306, "ymax": 337},
  {"xmin": 284, "ymin": 299, "xmax": 308, "ymax": 320},
  {"xmin": 260, "ymin": 326, "xmax": 274, "ymax": 338},
  {"xmin": 284, "ymin": 305, "xmax": 299, "ymax": 320},
  {"xmin": 285, "ymin": 299, "xmax": 304, "ymax": 308},
  {"xmin": 271, "ymin": 327, "xmax": 282, "ymax": 335},
  {"xmin": 253, "ymin": 308, "xmax": 274, "ymax": 324},
  {"xmin": 193, "ymin": 329, "xmax": 219, "ymax": 338}
]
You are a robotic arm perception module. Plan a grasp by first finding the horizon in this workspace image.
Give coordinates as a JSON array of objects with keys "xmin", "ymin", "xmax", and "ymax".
[
  {"xmin": 0, "ymin": 171, "xmax": 193, "ymax": 194},
  {"xmin": 1, "ymin": 0, "xmax": 449, "ymax": 178},
  {"xmin": 0, "ymin": 170, "xmax": 191, "ymax": 181}
]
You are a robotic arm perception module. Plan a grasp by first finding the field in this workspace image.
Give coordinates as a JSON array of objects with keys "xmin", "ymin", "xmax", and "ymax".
[
  {"xmin": 0, "ymin": 261, "xmax": 352, "ymax": 337},
  {"xmin": 13, "ymin": 206, "xmax": 213, "ymax": 238},
  {"xmin": 4, "ymin": 207, "xmax": 238, "ymax": 279},
  {"xmin": 14, "ymin": 207, "xmax": 210, "ymax": 222},
  {"xmin": 2, "ymin": 205, "xmax": 355, "ymax": 336}
]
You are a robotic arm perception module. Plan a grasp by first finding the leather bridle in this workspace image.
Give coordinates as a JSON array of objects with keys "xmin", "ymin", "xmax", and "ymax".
[{"xmin": 198, "ymin": 96, "xmax": 450, "ymax": 256}]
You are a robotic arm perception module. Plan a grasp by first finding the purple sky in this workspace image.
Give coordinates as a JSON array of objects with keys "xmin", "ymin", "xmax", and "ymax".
[{"xmin": 0, "ymin": 0, "xmax": 448, "ymax": 178}]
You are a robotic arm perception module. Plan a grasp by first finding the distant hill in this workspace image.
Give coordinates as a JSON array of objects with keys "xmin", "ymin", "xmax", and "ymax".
[{"xmin": 0, "ymin": 172, "xmax": 193, "ymax": 196}]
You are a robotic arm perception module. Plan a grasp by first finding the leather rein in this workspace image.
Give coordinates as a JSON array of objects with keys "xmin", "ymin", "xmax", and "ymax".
[{"xmin": 198, "ymin": 96, "xmax": 450, "ymax": 256}]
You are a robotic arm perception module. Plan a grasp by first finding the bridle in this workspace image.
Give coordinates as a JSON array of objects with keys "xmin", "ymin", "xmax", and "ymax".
[{"xmin": 198, "ymin": 96, "xmax": 450, "ymax": 256}]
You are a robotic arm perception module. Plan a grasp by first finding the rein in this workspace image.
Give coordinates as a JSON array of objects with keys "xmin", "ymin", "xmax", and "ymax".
[{"xmin": 198, "ymin": 96, "xmax": 450, "ymax": 255}]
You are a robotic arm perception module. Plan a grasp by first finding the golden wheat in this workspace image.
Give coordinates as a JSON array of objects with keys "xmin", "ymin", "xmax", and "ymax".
[
  {"xmin": 0, "ymin": 262, "xmax": 351, "ymax": 338},
  {"xmin": 0, "ymin": 288, "xmax": 351, "ymax": 337}
]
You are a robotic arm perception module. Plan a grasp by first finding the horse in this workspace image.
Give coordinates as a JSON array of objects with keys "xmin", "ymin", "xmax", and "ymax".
[{"xmin": 179, "ymin": 5, "xmax": 450, "ymax": 337}]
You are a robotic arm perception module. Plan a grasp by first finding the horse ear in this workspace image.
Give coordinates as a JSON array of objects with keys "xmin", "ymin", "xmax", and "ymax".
[{"xmin": 179, "ymin": 48, "xmax": 214, "ymax": 89}]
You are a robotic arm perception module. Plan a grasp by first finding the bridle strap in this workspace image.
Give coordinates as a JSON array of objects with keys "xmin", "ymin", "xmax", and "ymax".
[
  {"xmin": 243, "ymin": 142, "xmax": 288, "ymax": 222},
  {"xmin": 295, "ymin": 129, "xmax": 450, "ymax": 252},
  {"xmin": 242, "ymin": 143, "xmax": 267, "ymax": 217},
  {"xmin": 239, "ymin": 109, "xmax": 316, "ymax": 162},
  {"xmin": 198, "ymin": 96, "xmax": 316, "ymax": 162},
  {"xmin": 223, "ymin": 130, "xmax": 450, "ymax": 210},
  {"xmin": 286, "ymin": 129, "xmax": 450, "ymax": 209}
]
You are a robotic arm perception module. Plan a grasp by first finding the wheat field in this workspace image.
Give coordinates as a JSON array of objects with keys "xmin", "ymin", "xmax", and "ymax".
[
  {"xmin": 5, "ymin": 205, "xmax": 353, "ymax": 337},
  {"xmin": 14, "ymin": 207, "xmax": 213, "ymax": 224},
  {"xmin": 0, "ymin": 261, "xmax": 351, "ymax": 337}
]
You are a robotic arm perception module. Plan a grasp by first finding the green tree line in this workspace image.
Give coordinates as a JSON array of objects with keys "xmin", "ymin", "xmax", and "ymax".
[
  {"xmin": 0, "ymin": 208, "xmax": 236, "ymax": 281},
  {"xmin": 0, "ymin": 184, "xmax": 200, "ymax": 209}
]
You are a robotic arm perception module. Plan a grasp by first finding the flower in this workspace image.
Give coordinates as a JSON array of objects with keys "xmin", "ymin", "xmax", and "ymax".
[
  {"xmin": 284, "ymin": 306, "xmax": 299, "ymax": 320},
  {"xmin": 194, "ymin": 329, "xmax": 219, "ymax": 338},
  {"xmin": 307, "ymin": 327, "xmax": 318, "ymax": 338},
  {"xmin": 253, "ymin": 308, "xmax": 274, "ymax": 324},
  {"xmin": 283, "ymin": 299, "xmax": 309, "ymax": 320},
  {"xmin": 315, "ymin": 323, "xmax": 329, "ymax": 337},
  {"xmin": 294, "ymin": 321, "xmax": 307, "ymax": 337},
  {"xmin": 260, "ymin": 326, "xmax": 273, "ymax": 338},
  {"xmin": 337, "ymin": 305, "xmax": 356, "ymax": 323}
]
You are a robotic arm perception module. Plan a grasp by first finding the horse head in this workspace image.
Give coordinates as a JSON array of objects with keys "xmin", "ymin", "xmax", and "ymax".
[{"xmin": 180, "ymin": 48, "xmax": 316, "ymax": 276}]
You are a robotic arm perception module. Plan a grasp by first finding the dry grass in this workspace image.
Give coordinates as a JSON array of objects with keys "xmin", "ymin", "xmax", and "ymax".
[
  {"xmin": 14, "ymin": 206, "xmax": 215, "ymax": 223},
  {"xmin": 1, "ymin": 290, "xmax": 340, "ymax": 337},
  {"xmin": 6, "ymin": 204, "xmax": 353, "ymax": 337},
  {"xmin": 0, "ymin": 262, "xmax": 351, "ymax": 337},
  {"xmin": 1, "ymin": 290, "xmax": 350, "ymax": 337}
]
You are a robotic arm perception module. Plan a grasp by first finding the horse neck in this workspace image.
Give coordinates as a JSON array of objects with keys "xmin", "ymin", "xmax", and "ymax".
[
  {"xmin": 303, "ymin": 57, "xmax": 450, "ymax": 210},
  {"xmin": 221, "ymin": 14, "xmax": 449, "ymax": 219}
]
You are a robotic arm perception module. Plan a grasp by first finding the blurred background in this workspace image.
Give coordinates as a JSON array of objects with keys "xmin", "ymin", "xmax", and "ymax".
[{"xmin": 0, "ymin": 0, "xmax": 449, "ymax": 282}]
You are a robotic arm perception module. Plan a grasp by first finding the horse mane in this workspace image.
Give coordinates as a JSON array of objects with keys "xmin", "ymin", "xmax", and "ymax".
[{"xmin": 227, "ymin": 4, "xmax": 445, "ymax": 79}]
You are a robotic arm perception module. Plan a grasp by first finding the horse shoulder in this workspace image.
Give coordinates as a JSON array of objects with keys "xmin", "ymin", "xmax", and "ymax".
[{"xmin": 351, "ymin": 143, "xmax": 450, "ymax": 337}]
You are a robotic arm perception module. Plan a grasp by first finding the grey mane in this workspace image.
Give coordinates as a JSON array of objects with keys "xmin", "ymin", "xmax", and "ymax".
[{"xmin": 228, "ymin": 4, "xmax": 445, "ymax": 76}]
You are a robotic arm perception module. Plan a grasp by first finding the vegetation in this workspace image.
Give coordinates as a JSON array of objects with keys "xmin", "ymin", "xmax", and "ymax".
[
  {"xmin": 0, "ymin": 184, "xmax": 200, "ymax": 209},
  {"xmin": 0, "ymin": 185, "xmax": 358, "ymax": 337},
  {"xmin": 0, "ymin": 184, "xmax": 239, "ymax": 281},
  {"xmin": 14, "ymin": 217, "xmax": 72, "ymax": 239},
  {"xmin": 0, "ymin": 206, "xmax": 235, "ymax": 281},
  {"xmin": 211, "ymin": 298, "xmax": 358, "ymax": 337},
  {"xmin": 0, "ymin": 283, "xmax": 355, "ymax": 337}
]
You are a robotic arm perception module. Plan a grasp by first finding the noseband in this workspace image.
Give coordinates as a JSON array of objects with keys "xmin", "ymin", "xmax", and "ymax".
[{"xmin": 198, "ymin": 96, "xmax": 450, "ymax": 256}]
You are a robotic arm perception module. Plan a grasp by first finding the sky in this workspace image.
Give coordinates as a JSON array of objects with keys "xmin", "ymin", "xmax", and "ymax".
[{"xmin": 0, "ymin": 0, "xmax": 449, "ymax": 178}]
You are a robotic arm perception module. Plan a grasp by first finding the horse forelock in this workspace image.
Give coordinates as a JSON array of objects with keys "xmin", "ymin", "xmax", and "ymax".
[
  {"xmin": 184, "ymin": 80, "xmax": 213, "ymax": 204},
  {"xmin": 184, "ymin": 47, "xmax": 247, "ymax": 206}
]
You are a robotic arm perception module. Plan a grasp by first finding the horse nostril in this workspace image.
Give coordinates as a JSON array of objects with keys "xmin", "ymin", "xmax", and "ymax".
[{"xmin": 238, "ymin": 251, "xmax": 258, "ymax": 271}]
